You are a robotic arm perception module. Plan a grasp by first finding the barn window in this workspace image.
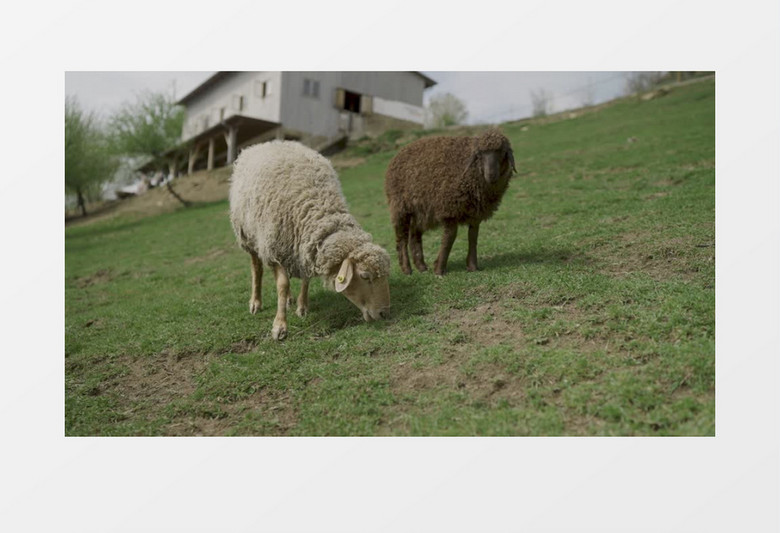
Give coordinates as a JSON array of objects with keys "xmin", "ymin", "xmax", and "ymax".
[
  {"xmin": 255, "ymin": 80, "xmax": 271, "ymax": 98},
  {"xmin": 303, "ymin": 78, "xmax": 320, "ymax": 99},
  {"xmin": 232, "ymin": 94, "xmax": 244, "ymax": 111}
]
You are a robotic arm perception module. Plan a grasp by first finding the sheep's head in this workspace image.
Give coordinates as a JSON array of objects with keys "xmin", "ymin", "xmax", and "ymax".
[
  {"xmin": 464, "ymin": 129, "xmax": 516, "ymax": 184},
  {"xmin": 334, "ymin": 242, "xmax": 391, "ymax": 321}
]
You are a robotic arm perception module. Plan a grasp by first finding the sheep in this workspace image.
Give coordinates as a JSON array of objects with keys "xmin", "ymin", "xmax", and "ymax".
[
  {"xmin": 384, "ymin": 128, "xmax": 516, "ymax": 276},
  {"xmin": 229, "ymin": 140, "xmax": 391, "ymax": 341}
]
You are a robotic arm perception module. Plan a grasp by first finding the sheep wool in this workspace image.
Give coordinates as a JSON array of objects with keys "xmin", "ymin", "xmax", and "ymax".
[
  {"xmin": 384, "ymin": 128, "xmax": 516, "ymax": 275},
  {"xmin": 385, "ymin": 129, "xmax": 514, "ymax": 230},
  {"xmin": 229, "ymin": 140, "xmax": 390, "ymax": 283}
]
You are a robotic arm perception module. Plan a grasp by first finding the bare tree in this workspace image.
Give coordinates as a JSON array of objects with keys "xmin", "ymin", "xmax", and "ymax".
[
  {"xmin": 624, "ymin": 72, "xmax": 665, "ymax": 96},
  {"xmin": 530, "ymin": 88, "xmax": 554, "ymax": 117},
  {"xmin": 65, "ymin": 97, "xmax": 118, "ymax": 217},
  {"xmin": 425, "ymin": 93, "xmax": 469, "ymax": 128},
  {"xmin": 580, "ymin": 79, "xmax": 595, "ymax": 107}
]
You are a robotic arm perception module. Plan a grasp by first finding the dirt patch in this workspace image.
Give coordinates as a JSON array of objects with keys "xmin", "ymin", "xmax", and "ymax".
[
  {"xmin": 219, "ymin": 339, "xmax": 261, "ymax": 355},
  {"xmin": 233, "ymin": 388, "xmax": 299, "ymax": 434},
  {"xmin": 86, "ymin": 350, "xmax": 214, "ymax": 424},
  {"xmin": 593, "ymin": 232, "xmax": 713, "ymax": 281},
  {"xmin": 184, "ymin": 247, "xmax": 230, "ymax": 265},
  {"xmin": 645, "ymin": 192, "xmax": 669, "ymax": 200},
  {"xmin": 66, "ymin": 167, "xmax": 233, "ymax": 228},
  {"xmin": 164, "ymin": 386, "xmax": 298, "ymax": 436},
  {"xmin": 393, "ymin": 354, "xmax": 463, "ymax": 393},
  {"xmin": 90, "ymin": 339, "xmax": 302, "ymax": 435},
  {"xmin": 449, "ymin": 302, "xmax": 526, "ymax": 349},
  {"xmin": 75, "ymin": 269, "xmax": 114, "ymax": 288},
  {"xmin": 393, "ymin": 354, "xmax": 521, "ymax": 408},
  {"xmin": 390, "ymin": 303, "xmax": 528, "ymax": 407},
  {"xmin": 330, "ymin": 155, "xmax": 367, "ymax": 170}
]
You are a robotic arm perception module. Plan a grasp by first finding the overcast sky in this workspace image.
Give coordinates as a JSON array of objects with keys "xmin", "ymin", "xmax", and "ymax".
[{"xmin": 65, "ymin": 71, "xmax": 630, "ymax": 125}]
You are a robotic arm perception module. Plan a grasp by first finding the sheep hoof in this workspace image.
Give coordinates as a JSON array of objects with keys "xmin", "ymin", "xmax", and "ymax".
[
  {"xmin": 467, "ymin": 264, "xmax": 479, "ymax": 272},
  {"xmin": 249, "ymin": 299, "xmax": 262, "ymax": 314},
  {"xmin": 272, "ymin": 324, "xmax": 287, "ymax": 341},
  {"xmin": 296, "ymin": 306, "xmax": 308, "ymax": 318},
  {"xmin": 415, "ymin": 264, "xmax": 428, "ymax": 273}
]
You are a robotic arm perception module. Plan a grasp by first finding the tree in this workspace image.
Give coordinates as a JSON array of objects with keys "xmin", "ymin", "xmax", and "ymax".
[
  {"xmin": 623, "ymin": 71, "xmax": 664, "ymax": 96},
  {"xmin": 107, "ymin": 89, "xmax": 185, "ymax": 167},
  {"xmin": 530, "ymin": 88, "xmax": 554, "ymax": 117},
  {"xmin": 426, "ymin": 93, "xmax": 469, "ymax": 128},
  {"xmin": 580, "ymin": 79, "xmax": 595, "ymax": 108},
  {"xmin": 107, "ymin": 89, "xmax": 189, "ymax": 206},
  {"xmin": 65, "ymin": 97, "xmax": 117, "ymax": 217}
]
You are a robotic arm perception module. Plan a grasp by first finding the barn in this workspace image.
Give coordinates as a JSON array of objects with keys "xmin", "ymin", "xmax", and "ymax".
[{"xmin": 145, "ymin": 71, "xmax": 436, "ymax": 176}]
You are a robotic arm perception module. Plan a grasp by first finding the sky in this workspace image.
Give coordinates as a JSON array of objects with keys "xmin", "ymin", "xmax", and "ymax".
[{"xmin": 65, "ymin": 70, "xmax": 630, "ymax": 125}]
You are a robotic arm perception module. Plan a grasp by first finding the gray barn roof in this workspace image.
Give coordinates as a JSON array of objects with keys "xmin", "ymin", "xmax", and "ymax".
[{"xmin": 176, "ymin": 71, "xmax": 437, "ymax": 106}]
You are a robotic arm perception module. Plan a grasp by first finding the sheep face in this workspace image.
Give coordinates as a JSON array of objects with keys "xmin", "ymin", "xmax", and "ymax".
[
  {"xmin": 334, "ymin": 258, "xmax": 391, "ymax": 321},
  {"xmin": 468, "ymin": 130, "xmax": 516, "ymax": 184},
  {"xmin": 480, "ymin": 149, "xmax": 505, "ymax": 184},
  {"xmin": 463, "ymin": 147, "xmax": 516, "ymax": 185}
]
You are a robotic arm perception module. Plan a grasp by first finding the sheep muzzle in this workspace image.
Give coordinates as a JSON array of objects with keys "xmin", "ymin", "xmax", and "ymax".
[
  {"xmin": 335, "ymin": 258, "xmax": 391, "ymax": 321},
  {"xmin": 481, "ymin": 151, "xmax": 502, "ymax": 184}
]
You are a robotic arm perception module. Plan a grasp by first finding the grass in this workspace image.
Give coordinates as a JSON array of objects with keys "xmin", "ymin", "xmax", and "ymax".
[{"xmin": 65, "ymin": 79, "xmax": 715, "ymax": 436}]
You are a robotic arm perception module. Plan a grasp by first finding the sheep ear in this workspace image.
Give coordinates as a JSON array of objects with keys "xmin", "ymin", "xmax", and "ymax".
[
  {"xmin": 508, "ymin": 149, "xmax": 517, "ymax": 174},
  {"xmin": 335, "ymin": 258, "xmax": 354, "ymax": 293}
]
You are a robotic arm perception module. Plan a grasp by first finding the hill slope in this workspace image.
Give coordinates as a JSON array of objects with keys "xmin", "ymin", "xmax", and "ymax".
[{"xmin": 65, "ymin": 78, "xmax": 715, "ymax": 436}]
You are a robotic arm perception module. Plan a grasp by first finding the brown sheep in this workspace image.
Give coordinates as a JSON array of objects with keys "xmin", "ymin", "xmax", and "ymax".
[{"xmin": 384, "ymin": 128, "xmax": 516, "ymax": 276}]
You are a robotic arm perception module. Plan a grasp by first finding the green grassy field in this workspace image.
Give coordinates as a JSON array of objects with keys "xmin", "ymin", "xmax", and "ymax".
[{"xmin": 65, "ymin": 79, "xmax": 715, "ymax": 436}]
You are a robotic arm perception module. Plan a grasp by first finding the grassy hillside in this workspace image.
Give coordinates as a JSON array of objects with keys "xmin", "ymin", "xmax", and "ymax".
[{"xmin": 65, "ymin": 79, "xmax": 715, "ymax": 436}]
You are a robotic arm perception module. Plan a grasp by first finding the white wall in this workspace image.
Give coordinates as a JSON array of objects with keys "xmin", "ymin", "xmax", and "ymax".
[
  {"xmin": 181, "ymin": 72, "xmax": 430, "ymax": 143},
  {"xmin": 181, "ymin": 72, "xmax": 282, "ymax": 141},
  {"xmin": 279, "ymin": 72, "xmax": 428, "ymax": 139},
  {"xmin": 373, "ymin": 96, "xmax": 425, "ymax": 124}
]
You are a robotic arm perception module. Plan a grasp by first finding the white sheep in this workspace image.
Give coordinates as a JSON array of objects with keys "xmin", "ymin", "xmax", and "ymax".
[{"xmin": 229, "ymin": 140, "xmax": 391, "ymax": 340}]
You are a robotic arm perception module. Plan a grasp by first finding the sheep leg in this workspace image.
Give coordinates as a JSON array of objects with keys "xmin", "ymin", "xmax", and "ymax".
[
  {"xmin": 466, "ymin": 223, "xmax": 480, "ymax": 272},
  {"xmin": 296, "ymin": 278, "xmax": 309, "ymax": 317},
  {"xmin": 433, "ymin": 221, "xmax": 458, "ymax": 276},
  {"xmin": 409, "ymin": 225, "xmax": 428, "ymax": 273},
  {"xmin": 249, "ymin": 252, "xmax": 263, "ymax": 314},
  {"xmin": 394, "ymin": 214, "xmax": 413, "ymax": 275},
  {"xmin": 287, "ymin": 291, "xmax": 295, "ymax": 311},
  {"xmin": 271, "ymin": 264, "xmax": 290, "ymax": 341}
]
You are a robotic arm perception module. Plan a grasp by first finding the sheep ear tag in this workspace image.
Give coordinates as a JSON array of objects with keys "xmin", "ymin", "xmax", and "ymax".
[{"xmin": 335, "ymin": 259, "xmax": 354, "ymax": 293}]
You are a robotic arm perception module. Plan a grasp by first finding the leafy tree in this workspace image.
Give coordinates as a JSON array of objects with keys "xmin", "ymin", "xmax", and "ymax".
[
  {"xmin": 65, "ymin": 97, "xmax": 117, "ymax": 217},
  {"xmin": 107, "ymin": 89, "xmax": 190, "ymax": 206},
  {"xmin": 108, "ymin": 90, "xmax": 185, "ymax": 167},
  {"xmin": 426, "ymin": 92, "xmax": 469, "ymax": 128}
]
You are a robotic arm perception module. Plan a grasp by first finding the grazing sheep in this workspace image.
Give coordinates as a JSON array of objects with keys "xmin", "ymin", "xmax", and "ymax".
[
  {"xmin": 229, "ymin": 140, "xmax": 391, "ymax": 340},
  {"xmin": 384, "ymin": 128, "xmax": 516, "ymax": 276}
]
